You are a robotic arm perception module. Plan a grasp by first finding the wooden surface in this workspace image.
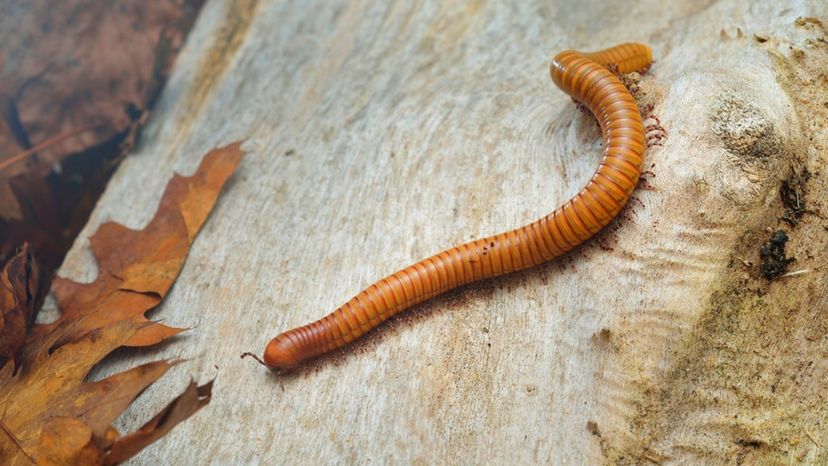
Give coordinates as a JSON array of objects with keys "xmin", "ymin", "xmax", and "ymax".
[{"xmin": 56, "ymin": 0, "xmax": 828, "ymax": 464}]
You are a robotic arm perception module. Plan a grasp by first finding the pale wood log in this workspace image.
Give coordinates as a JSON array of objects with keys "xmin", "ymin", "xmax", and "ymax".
[{"xmin": 56, "ymin": 0, "xmax": 828, "ymax": 463}]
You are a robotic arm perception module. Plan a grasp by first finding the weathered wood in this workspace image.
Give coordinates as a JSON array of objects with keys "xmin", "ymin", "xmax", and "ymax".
[{"xmin": 57, "ymin": 0, "xmax": 828, "ymax": 463}]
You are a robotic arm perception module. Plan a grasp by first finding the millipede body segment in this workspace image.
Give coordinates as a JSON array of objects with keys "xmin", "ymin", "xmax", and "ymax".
[{"xmin": 263, "ymin": 43, "xmax": 652, "ymax": 371}]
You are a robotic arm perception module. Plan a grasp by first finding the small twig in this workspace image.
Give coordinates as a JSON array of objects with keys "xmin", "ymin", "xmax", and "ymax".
[
  {"xmin": 780, "ymin": 268, "xmax": 810, "ymax": 278},
  {"xmin": 642, "ymin": 453, "xmax": 663, "ymax": 465},
  {"xmin": 803, "ymin": 427, "xmax": 822, "ymax": 448},
  {"xmin": 0, "ymin": 123, "xmax": 102, "ymax": 172}
]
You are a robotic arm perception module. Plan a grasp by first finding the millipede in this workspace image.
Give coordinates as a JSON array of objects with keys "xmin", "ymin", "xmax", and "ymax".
[{"xmin": 258, "ymin": 43, "xmax": 653, "ymax": 371}]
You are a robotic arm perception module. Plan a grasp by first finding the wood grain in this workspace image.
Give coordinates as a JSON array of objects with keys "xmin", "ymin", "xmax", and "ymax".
[{"xmin": 56, "ymin": 0, "xmax": 828, "ymax": 464}]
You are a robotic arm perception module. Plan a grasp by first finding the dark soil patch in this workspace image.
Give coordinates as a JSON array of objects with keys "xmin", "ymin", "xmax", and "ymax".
[{"xmin": 759, "ymin": 230, "xmax": 795, "ymax": 279}]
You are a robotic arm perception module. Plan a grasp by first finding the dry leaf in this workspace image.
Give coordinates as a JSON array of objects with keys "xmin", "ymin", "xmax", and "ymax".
[
  {"xmin": 41, "ymin": 142, "xmax": 245, "ymax": 347},
  {"xmin": 103, "ymin": 380, "xmax": 213, "ymax": 465},
  {"xmin": 0, "ymin": 243, "xmax": 47, "ymax": 371},
  {"xmin": 0, "ymin": 142, "xmax": 243, "ymax": 464}
]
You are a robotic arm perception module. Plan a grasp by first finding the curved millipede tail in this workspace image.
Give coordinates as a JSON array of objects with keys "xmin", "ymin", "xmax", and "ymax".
[{"xmin": 262, "ymin": 42, "xmax": 652, "ymax": 371}]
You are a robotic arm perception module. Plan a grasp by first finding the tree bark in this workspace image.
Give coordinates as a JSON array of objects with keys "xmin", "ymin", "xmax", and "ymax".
[{"xmin": 57, "ymin": 0, "xmax": 828, "ymax": 463}]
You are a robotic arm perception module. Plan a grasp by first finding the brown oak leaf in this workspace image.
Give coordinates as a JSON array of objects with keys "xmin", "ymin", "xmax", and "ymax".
[{"xmin": 0, "ymin": 142, "xmax": 243, "ymax": 464}]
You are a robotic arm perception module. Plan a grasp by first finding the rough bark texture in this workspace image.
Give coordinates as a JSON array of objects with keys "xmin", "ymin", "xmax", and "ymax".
[{"xmin": 56, "ymin": 0, "xmax": 827, "ymax": 464}]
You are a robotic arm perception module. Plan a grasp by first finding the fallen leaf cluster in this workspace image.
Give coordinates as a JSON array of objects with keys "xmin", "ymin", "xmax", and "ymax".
[{"xmin": 0, "ymin": 143, "xmax": 243, "ymax": 464}]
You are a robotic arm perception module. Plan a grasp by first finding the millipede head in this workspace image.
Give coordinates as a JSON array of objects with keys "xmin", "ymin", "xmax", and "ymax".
[{"xmin": 263, "ymin": 336, "xmax": 302, "ymax": 371}]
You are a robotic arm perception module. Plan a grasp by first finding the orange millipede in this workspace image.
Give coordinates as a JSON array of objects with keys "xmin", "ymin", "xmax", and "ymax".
[{"xmin": 261, "ymin": 43, "xmax": 653, "ymax": 371}]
